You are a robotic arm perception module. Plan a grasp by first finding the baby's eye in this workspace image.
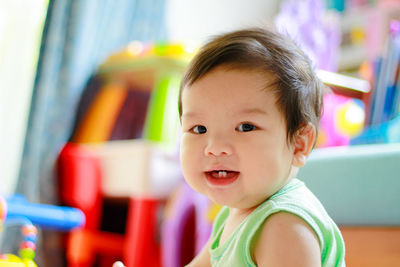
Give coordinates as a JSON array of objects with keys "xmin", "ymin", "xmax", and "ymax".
[
  {"xmin": 192, "ymin": 125, "xmax": 207, "ymax": 134},
  {"xmin": 237, "ymin": 123, "xmax": 257, "ymax": 132}
]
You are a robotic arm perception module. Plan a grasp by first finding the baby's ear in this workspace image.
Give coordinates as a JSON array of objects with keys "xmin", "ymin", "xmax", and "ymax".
[{"xmin": 292, "ymin": 123, "xmax": 316, "ymax": 167}]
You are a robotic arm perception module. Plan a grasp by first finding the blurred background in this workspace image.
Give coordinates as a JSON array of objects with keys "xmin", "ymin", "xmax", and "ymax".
[{"xmin": 1, "ymin": 0, "xmax": 400, "ymax": 266}]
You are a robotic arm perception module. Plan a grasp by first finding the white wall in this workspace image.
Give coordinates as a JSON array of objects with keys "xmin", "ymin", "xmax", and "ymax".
[
  {"xmin": 0, "ymin": 0, "xmax": 47, "ymax": 195},
  {"xmin": 166, "ymin": 0, "xmax": 282, "ymax": 44}
]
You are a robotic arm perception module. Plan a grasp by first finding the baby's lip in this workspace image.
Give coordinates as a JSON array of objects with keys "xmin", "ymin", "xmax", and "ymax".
[
  {"xmin": 206, "ymin": 165, "xmax": 238, "ymax": 172},
  {"xmin": 205, "ymin": 170, "xmax": 240, "ymax": 185},
  {"xmin": 205, "ymin": 168, "xmax": 238, "ymax": 173}
]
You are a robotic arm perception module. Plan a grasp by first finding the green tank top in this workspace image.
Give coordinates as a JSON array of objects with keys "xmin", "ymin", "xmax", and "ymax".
[{"xmin": 209, "ymin": 178, "xmax": 345, "ymax": 267}]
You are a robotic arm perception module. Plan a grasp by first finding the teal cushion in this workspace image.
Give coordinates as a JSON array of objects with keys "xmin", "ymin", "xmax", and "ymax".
[{"xmin": 298, "ymin": 143, "xmax": 400, "ymax": 226}]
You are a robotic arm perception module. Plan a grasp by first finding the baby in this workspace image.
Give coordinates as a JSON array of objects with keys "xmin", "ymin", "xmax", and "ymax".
[{"xmin": 179, "ymin": 28, "xmax": 345, "ymax": 266}]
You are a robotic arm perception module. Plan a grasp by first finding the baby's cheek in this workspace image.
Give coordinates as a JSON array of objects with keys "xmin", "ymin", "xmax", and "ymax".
[
  {"xmin": 180, "ymin": 153, "xmax": 201, "ymax": 193},
  {"xmin": 180, "ymin": 141, "xmax": 195, "ymax": 174}
]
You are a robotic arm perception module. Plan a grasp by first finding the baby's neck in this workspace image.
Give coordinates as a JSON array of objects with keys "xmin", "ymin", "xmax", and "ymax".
[
  {"xmin": 219, "ymin": 207, "xmax": 253, "ymax": 246},
  {"xmin": 229, "ymin": 206, "xmax": 256, "ymax": 221}
]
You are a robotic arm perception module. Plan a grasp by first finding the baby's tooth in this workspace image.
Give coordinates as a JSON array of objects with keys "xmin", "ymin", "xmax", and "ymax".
[{"xmin": 218, "ymin": 171, "xmax": 227, "ymax": 178}]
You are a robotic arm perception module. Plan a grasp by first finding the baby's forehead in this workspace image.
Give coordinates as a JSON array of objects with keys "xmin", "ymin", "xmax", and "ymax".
[
  {"xmin": 187, "ymin": 65, "xmax": 279, "ymax": 90},
  {"xmin": 184, "ymin": 72, "xmax": 281, "ymax": 108},
  {"xmin": 179, "ymin": 66, "xmax": 283, "ymax": 118},
  {"xmin": 183, "ymin": 69, "xmax": 280, "ymax": 106}
]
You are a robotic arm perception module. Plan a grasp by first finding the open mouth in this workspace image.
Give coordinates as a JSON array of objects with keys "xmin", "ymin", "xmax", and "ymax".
[
  {"xmin": 205, "ymin": 170, "xmax": 240, "ymax": 186},
  {"xmin": 206, "ymin": 170, "xmax": 239, "ymax": 178}
]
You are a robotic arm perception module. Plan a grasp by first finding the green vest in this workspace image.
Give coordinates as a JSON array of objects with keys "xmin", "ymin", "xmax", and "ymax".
[{"xmin": 210, "ymin": 178, "xmax": 345, "ymax": 267}]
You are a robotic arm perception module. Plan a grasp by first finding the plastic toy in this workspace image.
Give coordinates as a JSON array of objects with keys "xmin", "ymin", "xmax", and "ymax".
[
  {"xmin": 58, "ymin": 140, "xmax": 181, "ymax": 267},
  {"xmin": 142, "ymin": 72, "xmax": 181, "ymax": 145},
  {"xmin": 124, "ymin": 198, "xmax": 162, "ymax": 267},
  {"xmin": 73, "ymin": 83, "xmax": 128, "ymax": 143},
  {"xmin": 5, "ymin": 195, "xmax": 85, "ymax": 231},
  {"xmin": 73, "ymin": 43, "xmax": 188, "ymax": 146},
  {"xmin": 161, "ymin": 182, "xmax": 221, "ymax": 267},
  {"xmin": 100, "ymin": 42, "xmax": 194, "ymax": 68},
  {"xmin": 59, "ymin": 42, "xmax": 188, "ymax": 267},
  {"xmin": 0, "ymin": 195, "xmax": 85, "ymax": 267},
  {"xmin": 317, "ymin": 93, "xmax": 365, "ymax": 147},
  {"xmin": 0, "ymin": 196, "xmax": 38, "ymax": 267}
]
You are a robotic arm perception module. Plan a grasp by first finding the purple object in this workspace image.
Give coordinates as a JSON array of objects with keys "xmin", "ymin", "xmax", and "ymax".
[
  {"xmin": 161, "ymin": 182, "xmax": 213, "ymax": 267},
  {"xmin": 275, "ymin": 0, "xmax": 341, "ymax": 72}
]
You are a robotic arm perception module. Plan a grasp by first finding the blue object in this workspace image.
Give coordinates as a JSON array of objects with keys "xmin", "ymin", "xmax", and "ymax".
[
  {"xmin": 351, "ymin": 115, "xmax": 400, "ymax": 145},
  {"xmin": 325, "ymin": 0, "xmax": 345, "ymax": 12},
  {"xmin": 369, "ymin": 20, "xmax": 400, "ymax": 124},
  {"xmin": 5, "ymin": 194, "xmax": 85, "ymax": 231}
]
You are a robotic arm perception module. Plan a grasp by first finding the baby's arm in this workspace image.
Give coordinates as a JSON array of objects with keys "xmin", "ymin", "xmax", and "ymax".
[
  {"xmin": 185, "ymin": 237, "xmax": 212, "ymax": 267},
  {"xmin": 253, "ymin": 212, "xmax": 321, "ymax": 267}
]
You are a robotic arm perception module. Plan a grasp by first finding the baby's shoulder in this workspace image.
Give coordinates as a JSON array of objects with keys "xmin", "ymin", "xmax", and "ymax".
[{"xmin": 252, "ymin": 212, "xmax": 321, "ymax": 267}]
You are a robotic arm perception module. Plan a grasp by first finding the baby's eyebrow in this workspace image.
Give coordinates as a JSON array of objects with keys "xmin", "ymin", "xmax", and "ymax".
[
  {"xmin": 237, "ymin": 108, "xmax": 268, "ymax": 116},
  {"xmin": 182, "ymin": 108, "xmax": 268, "ymax": 119},
  {"xmin": 181, "ymin": 111, "xmax": 201, "ymax": 120}
]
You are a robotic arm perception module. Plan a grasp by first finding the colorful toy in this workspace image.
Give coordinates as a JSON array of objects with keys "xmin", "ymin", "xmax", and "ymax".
[
  {"xmin": 59, "ymin": 42, "xmax": 190, "ymax": 267},
  {"xmin": 124, "ymin": 198, "xmax": 162, "ymax": 267},
  {"xmin": 58, "ymin": 143, "xmax": 171, "ymax": 267},
  {"xmin": 5, "ymin": 195, "xmax": 85, "ymax": 231},
  {"xmin": 72, "ymin": 83, "xmax": 128, "ymax": 143},
  {"xmin": 161, "ymin": 182, "xmax": 221, "ymax": 267},
  {"xmin": 142, "ymin": 72, "xmax": 181, "ymax": 145},
  {"xmin": 100, "ymin": 42, "xmax": 194, "ymax": 68},
  {"xmin": 0, "ymin": 196, "xmax": 37, "ymax": 267},
  {"xmin": 0, "ymin": 195, "xmax": 85, "ymax": 267},
  {"xmin": 58, "ymin": 41, "xmax": 193, "ymax": 267},
  {"xmin": 317, "ymin": 93, "xmax": 365, "ymax": 147}
]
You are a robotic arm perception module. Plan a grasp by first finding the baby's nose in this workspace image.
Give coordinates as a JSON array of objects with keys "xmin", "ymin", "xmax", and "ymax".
[{"xmin": 204, "ymin": 136, "xmax": 234, "ymax": 157}]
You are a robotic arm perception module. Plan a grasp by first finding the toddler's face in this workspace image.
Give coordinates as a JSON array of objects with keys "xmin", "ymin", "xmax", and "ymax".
[{"xmin": 180, "ymin": 67, "xmax": 295, "ymax": 210}]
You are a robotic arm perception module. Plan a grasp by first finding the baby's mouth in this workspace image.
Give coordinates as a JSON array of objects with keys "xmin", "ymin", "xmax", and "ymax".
[
  {"xmin": 205, "ymin": 170, "xmax": 240, "ymax": 186},
  {"xmin": 206, "ymin": 170, "xmax": 239, "ymax": 179}
]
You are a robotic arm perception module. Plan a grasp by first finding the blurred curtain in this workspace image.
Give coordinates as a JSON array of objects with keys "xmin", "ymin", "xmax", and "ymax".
[{"xmin": 9, "ymin": 0, "xmax": 166, "ymax": 266}]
